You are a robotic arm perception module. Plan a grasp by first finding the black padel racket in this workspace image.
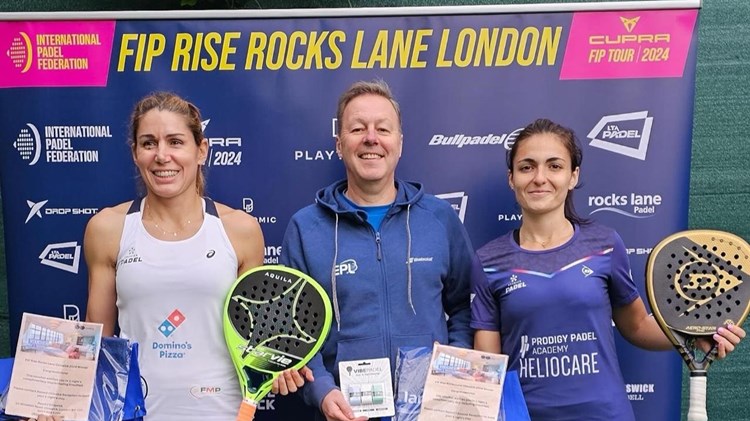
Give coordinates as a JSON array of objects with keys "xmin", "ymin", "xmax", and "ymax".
[
  {"xmin": 223, "ymin": 265, "xmax": 332, "ymax": 421},
  {"xmin": 646, "ymin": 230, "xmax": 750, "ymax": 421}
]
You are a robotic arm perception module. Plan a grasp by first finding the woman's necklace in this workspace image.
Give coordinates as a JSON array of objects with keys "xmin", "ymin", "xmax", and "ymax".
[
  {"xmin": 146, "ymin": 203, "xmax": 199, "ymax": 238},
  {"xmin": 520, "ymin": 223, "xmax": 574, "ymax": 249}
]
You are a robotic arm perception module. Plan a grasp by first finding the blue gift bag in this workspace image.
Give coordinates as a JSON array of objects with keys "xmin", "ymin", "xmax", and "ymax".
[
  {"xmin": 0, "ymin": 337, "xmax": 146, "ymax": 421},
  {"xmin": 393, "ymin": 346, "xmax": 530, "ymax": 421}
]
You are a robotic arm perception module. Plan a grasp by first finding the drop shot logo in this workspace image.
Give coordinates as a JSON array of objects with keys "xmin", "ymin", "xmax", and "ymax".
[
  {"xmin": 25, "ymin": 198, "xmax": 97, "ymax": 223},
  {"xmin": 26, "ymin": 199, "xmax": 48, "ymax": 223}
]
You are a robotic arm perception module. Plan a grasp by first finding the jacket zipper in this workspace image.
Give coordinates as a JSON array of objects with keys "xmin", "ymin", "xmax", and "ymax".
[
  {"xmin": 374, "ymin": 220, "xmax": 392, "ymax": 375},
  {"xmin": 375, "ymin": 232, "xmax": 382, "ymax": 261}
]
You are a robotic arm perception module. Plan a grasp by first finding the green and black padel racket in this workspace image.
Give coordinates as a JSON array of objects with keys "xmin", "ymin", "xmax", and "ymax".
[
  {"xmin": 223, "ymin": 265, "xmax": 332, "ymax": 421},
  {"xmin": 646, "ymin": 230, "xmax": 750, "ymax": 421}
]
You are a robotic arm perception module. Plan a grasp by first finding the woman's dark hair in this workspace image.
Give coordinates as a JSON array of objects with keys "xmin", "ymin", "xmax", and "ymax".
[{"xmin": 506, "ymin": 118, "xmax": 588, "ymax": 225}]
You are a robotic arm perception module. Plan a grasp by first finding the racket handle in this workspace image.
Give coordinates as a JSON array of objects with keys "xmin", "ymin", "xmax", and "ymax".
[
  {"xmin": 687, "ymin": 374, "xmax": 708, "ymax": 421},
  {"xmin": 236, "ymin": 398, "xmax": 258, "ymax": 421}
]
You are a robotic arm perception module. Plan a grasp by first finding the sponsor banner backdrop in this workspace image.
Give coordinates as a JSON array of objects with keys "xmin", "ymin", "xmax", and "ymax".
[{"xmin": 0, "ymin": 6, "xmax": 698, "ymax": 420}]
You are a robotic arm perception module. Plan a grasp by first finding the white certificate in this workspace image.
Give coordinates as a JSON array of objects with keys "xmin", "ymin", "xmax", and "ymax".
[
  {"xmin": 5, "ymin": 313, "xmax": 103, "ymax": 420},
  {"xmin": 418, "ymin": 343, "xmax": 508, "ymax": 421}
]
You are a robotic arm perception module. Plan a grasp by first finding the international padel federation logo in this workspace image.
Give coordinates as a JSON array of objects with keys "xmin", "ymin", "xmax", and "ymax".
[
  {"xmin": 6, "ymin": 32, "xmax": 33, "ymax": 73},
  {"xmin": 14, "ymin": 123, "xmax": 42, "ymax": 165}
]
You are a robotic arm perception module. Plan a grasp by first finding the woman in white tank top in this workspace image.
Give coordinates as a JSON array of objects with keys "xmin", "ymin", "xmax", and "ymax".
[{"xmin": 28, "ymin": 92, "xmax": 312, "ymax": 421}]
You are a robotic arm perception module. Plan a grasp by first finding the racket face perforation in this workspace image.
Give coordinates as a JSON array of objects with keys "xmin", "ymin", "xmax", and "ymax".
[{"xmin": 647, "ymin": 230, "xmax": 750, "ymax": 336}]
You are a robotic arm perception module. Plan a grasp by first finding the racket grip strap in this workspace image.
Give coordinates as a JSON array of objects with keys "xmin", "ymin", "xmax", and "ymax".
[
  {"xmin": 687, "ymin": 374, "xmax": 708, "ymax": 421},
  {"xmin": 236, "ymin": 398, "xmax": 258, "ymax": 421}
]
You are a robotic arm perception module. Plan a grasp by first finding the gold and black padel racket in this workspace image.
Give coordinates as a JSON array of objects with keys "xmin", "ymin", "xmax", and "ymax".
[
  {"xmin": 646, "ymin": 230, "xmax": 750, "ymax": 421},
  {"xmin": 223, "ymin": 265, "xmax": 332, "ymax": 421}
]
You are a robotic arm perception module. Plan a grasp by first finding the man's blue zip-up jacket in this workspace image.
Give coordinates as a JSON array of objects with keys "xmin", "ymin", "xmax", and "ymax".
[{"xmin": 281, "ymin": 179, "xmax": 481, "ymax": 419}]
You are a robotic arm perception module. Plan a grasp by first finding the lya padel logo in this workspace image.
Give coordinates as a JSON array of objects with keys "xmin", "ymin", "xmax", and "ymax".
[
  {"xmin": 520, "ymin": 335, "xmax": 530, "ymax": 358},
  {"xmin": 587, "ymin": 111, "xmax": 653, "ymax": 160},
  {"xmin": 26, "ymin": 199, "xmax": 48, "ymax": 223},
  {"xmin": 158, "ymin": 309, "xmax": 186, "ymax": 338},
  {"xmin": 13, "ymin": 123, "xmax": 42, "ymax": 165},
  {"xmin": 436, "ymin": 192, "xmax": 468, "ymax": 224},
  {"xmin": 39, "ymin": 241, "xmax": 80, "ymax": 274},
  {"xmin": 620, "ymin": 16, "xmax": 640, "ymax": 33}
]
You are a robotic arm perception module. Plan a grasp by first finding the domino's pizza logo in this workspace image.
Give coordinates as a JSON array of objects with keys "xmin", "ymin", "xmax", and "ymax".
[{"xmin": 158, "ymin": 309, "xmax": 186, "ymax": 337}]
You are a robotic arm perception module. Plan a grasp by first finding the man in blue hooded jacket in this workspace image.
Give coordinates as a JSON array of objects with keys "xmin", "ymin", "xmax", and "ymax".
[{"xmin": 281, "ymin": 79, "xmax": 480, "ymax": 421}]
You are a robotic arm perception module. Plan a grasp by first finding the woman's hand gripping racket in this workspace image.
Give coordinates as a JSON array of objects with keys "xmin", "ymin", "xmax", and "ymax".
[
  {"xmin": 223, "ymin": 265, "xmax": 332, "ymax": 421},
  {"xmin": 646, "ymin": 230, "xmax": 750, "ymax": 421}
]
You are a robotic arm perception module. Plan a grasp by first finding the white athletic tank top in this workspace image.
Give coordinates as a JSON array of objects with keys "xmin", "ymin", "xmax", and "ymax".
[{"xmin": 116, "ymin": 197, "xmax": 241, "ymax": 420}]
